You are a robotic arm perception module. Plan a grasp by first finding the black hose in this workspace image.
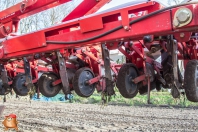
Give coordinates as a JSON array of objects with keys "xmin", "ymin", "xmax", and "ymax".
[{"xmin": 46, "ymin": 2, "xmax": 198, "ymax": 44}]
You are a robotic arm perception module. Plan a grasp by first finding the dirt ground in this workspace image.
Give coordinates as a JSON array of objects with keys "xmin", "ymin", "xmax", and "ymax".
[{"xmin": 0, "ymin": 98, "xmax": 197, "ymax": 132}]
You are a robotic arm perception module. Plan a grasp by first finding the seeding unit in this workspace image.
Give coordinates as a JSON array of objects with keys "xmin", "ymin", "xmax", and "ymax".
[{"xmin": 0, "ymin": 0, "xmax": 198, "ymax": 103}]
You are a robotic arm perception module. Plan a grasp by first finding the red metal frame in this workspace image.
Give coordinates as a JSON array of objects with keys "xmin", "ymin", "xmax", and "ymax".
[
  {"xmin": 2, "ymin": 1, "xmax": 161, "ymax": 58},
  {"xmin": 62, "ymin": 0, "xmax": 111, "ymax": 21},
  {"xmin": 4, "ymin": 1, "xmax": 197, "ymax": 61},
  {"xmin": 0, "ymin": 0, "xmax": 198, "ymax": 100}
]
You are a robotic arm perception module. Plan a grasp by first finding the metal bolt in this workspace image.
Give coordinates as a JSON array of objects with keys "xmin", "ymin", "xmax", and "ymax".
[
  {"xmin": 85, "ymin": 80, "xmax": 90, "ymax": 85},
  {"xmin": 174, "ymin": 8, "xmax": 192, "ymax": 27},
  {"xmin": 129, "ymin": 42, "xmax": 133, "ymax": 47},
  {"xmin": 124, "ymin": 26, "xmax": 130, "ymax": 31},
  {"xmin": 106, "ymin": 57, "xmax": 109, "ymax": 60},
  {"xmin": 176, "ymin": 9, "xmax": 190, "ymax": 23},
  {"xmin": 180, "ymin": 33, "xmax": 185, "ymax": 38}
]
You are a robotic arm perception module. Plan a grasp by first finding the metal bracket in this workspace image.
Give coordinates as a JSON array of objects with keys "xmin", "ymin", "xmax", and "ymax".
[
  {"xmin": 23, "ymin": 57, "xmax": 34, "ymax": 90},
  {"xmin": 169, "ymin": 35, "xmax": 181, "ymax": 98},
  {"xmin": 121, "ymin": 11, "xmax": 130, "ymax": 31},
  {"xmin": 0, "ymin": 64, "xmax": 11, "ymax": 94},
  {"xmin": 147, "ymin": 76, "xmax": 151, "ymax": 104},
  {"xmin": 101, "ymin": 44, "xmax": 115, "ymax": 96},
  {"xmin": 56, "ymin": 51, "xmax": 70, "ymax": 95}
]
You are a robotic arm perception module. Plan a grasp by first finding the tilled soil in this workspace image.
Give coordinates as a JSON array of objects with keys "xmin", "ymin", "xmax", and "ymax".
[{"xmin": 0, "ymin": 99, "xmax": 197, "ymax": 132}]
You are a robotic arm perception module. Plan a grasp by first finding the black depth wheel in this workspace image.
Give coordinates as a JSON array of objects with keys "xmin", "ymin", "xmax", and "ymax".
[
  {"xmin": 38, "ymin": 72, "xmax": 61, "ymax": 97},
  {"xmin": 116, "ymin": 63, "xmax": 139, "ymax": 98},
  {"xmin": 73, "ymin": 67, "xmax": 95, "ymax": 97},
  {"xmin": 184, "ymin": 60, "xmax": 198, "ymax": 102},
  {"xmin": 12, "ymin": 74, "xmax": 29, "ymax": 96}
]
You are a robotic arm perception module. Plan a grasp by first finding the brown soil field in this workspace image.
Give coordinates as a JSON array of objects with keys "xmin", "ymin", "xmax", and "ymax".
[{"xmin": 0, "ymin": 99, "xmax": 197, "ymax": 132}]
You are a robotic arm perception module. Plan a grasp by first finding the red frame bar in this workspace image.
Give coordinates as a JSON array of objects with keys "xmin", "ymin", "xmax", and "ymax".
[
  {"xmin": 52, "ymin": 79, "xmax": 62, "ymax": 86},
  {"xmin": 88, "ymin": 75, "xmax": 101, "ymax": 85},
  {"xmin": 62, "ymin": 0, "xmax": 111, "ymax": 22},
  {"xmin": 2, "ymin": 2, "xmax": 198, "ymax": 61},
  {"xmin": 2, "ymin": 1, "xmax": 159, "ymax": 58},
  {"xmin": 133, "ymin": 75, "xmax": 146, "ymax": 84}
]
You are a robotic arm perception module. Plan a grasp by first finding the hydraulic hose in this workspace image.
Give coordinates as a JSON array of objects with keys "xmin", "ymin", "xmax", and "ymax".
[{"xmin": 46, "ymin": 2, "xmax": 198, "ymax": 44}]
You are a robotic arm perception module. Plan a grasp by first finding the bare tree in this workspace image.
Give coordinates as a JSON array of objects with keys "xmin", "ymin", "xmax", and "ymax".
[
  {"xmin": 0, "ymin": 0, "xmax": 82, "ymax": 34},
  {"xmin": 16, "ymin": 0, "xmax": 82, "ymax": 34},
  {"xmin": 19, "ymin": 16, "xmax": 35, "ymax": 34},
  {"xmin": 0, "ymin": 0, "xmax": 20, "ymax": 11},
  {"xmin": 168, "ymin": 0, "xmax": 182, "ymax": 5},
  {"xmin": 39, "ymin": 0, "xmax": 82, "ymax": 29}
]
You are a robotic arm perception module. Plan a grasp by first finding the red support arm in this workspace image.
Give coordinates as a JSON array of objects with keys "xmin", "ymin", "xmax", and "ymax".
[{"xmin": 62, "ymin": 0, "xmax": 111, "ymax": 22}]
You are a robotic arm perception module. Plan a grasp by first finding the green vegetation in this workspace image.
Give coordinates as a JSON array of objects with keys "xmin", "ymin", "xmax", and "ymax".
[{"xmin": 72, "ymin": 90, "xmax": 198, "ymax": 107}]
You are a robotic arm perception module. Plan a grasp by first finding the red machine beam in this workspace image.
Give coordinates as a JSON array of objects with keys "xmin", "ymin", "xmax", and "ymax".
[
  {"xmin": 2, "ymin": 1, "xmax": 157, "ymax": 57},
  {"xmin": 0, "ymin": 0, "xmax": 71, "ymax": 23},
  {"xmin": 85, "ymin": 0, "xmax": 111, "ymax": 15},
  {"xmin": 62, "ymin": 0, "xmax": 111, "ymax": 22},
  {"xmin": 2, "ymin": 1, "xmax": 198, "ymax": 59}
]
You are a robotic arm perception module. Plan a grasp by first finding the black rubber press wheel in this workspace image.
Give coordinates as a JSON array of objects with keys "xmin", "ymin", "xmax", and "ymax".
[
  {"xmin": 116, "ymin": 63, "xmax": 139, "ymax": 98},
  {"xmin": 12, "ymin": 74, "xmax": 29, "ymax": 96},
  {"xmin": 73, "ymin": 67, "xmax": 95, "ymax": 97},
  {"xmin": 184, "ymin": 60, "xmax": 198, "ymax": 102},
  {"xmin": 38, "ymin": 72, "xmax": 61, "ymax": 97}
]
